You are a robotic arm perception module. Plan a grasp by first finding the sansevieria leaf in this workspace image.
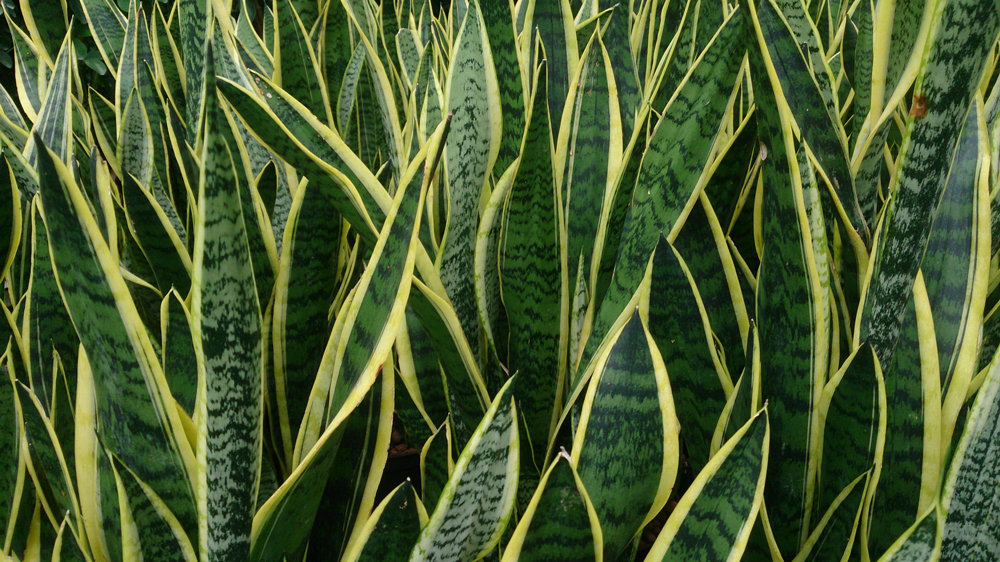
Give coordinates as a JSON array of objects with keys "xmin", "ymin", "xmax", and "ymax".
[
  {"xmin": 577, "ymin": 9, "xmax": 743, "ymax": 385},
  {"xmin": 643, "ymin": 409, "xmax": 769, "ymax": 562},
  {"xmin": 501, "ymin": 59, "xmax": 565, "ymax": 468},
  {"xmin": 501, "ymin": 452, "xmax": 603, "ymax": 562},
  {"xmin": 440, "ymin": 0, "xmax": 500, "ymax": 354},
  {"xmin": 573, "ymin": 310, "xmax": 679, "ymax": 560},
  {"xmin": 36, "ymin": 133, "xmax": 199, "ymax": 546},
  {"xmin": 938, "ymin": 345, "xmax": 1000, "ymax": 560},
  {"xmin": 191, "ymin": 43, "xmax": 263, "ymax": 562},
  {"xmin": 859, "ymin": 0, "xmax": 1000, "ymax": 367},
  {"xmin": 343, "ymin": 481, "xmax": 427, "ymax": 562},
  {"xmin": 409, "ymin": 375, "xmax": 519, "ymax": 562},
  {"xmin": 251, "ymin": 115, "xmax": 435, "ymax": 562},
  {"xmin": 747, "ymin": 1, "xmax": 829, "ymax": 552}
]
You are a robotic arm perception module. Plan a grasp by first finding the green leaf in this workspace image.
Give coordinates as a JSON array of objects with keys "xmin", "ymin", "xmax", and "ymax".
[
  {"xmin": 501, "ymin": 453, "xmax": 602, "ymax": 562},
  {"xmin": 718, "ymin": 322, "xmax": 761, "ymax": 447},
  {"xmin": 26, "ymin": 199, "xmax": 77, "ymax": 415},
  {"xmin": 272, "ymin": 175, "xmax": 342, "ymax": 466},
  {"xmin": 407, "ymin": 281, "xmax": 490, "ymax": 440},
  {"xmin": 8, "ymin": 18, "xmax": 45, "ymax": 121},
  {"xmin": 755, "ymin": 0, "xmax": 867, "ymax": 242},
  {"xmin": 161, "ymin": 290, "xmax": 197, "ymax": 417},
  {"xmin": 24, "ymin": 31, "xmax": 73, "ymax": 167},
  {"xmin": 816, "ymin": 344, "xmax": 884, "ymax": 529},
  {"xmin": 747, "ymin": 1, "xmax": 833, "ymax": 552},
  {"xmin": 574, "ymin": 310, "xmax": 679, "ymax": 560},
  {"xmin": 409, "ymin": 376, "xmax": 519, "ymax": 562},
  {"xmin": 481, "ymin": 0, "xmax": 525, "ymax": 173},
  {"xmin": 36, "ymin": 133, "xmax": 199, "ymax": 545},
  {"xmin": 797, "ymin": 472, "xmax": 869, "ymax": 562},
  {"xmin": 601, "ymin": 6, "xmax": 640, "ymax": 142},
  {"xmin": 440, "ymin": 0, "xmax": 501, "ymax": 355},
  {"xmin": 921, "ymin": 102, "xmax": 989, "ymax": 438},
  {"xmin": 647, "ymin": 235, "xmax": 730, "ymax": 471},
  {"xmin": 218, "ymin": 74, "xmax": 385, "ymax": 241},
  {"xmin": 313, "ymin": 377, "xmax": 394, "ymax": 562},
  {"xmin": 178, "ymin": 0, "xmax": 209, "ymax": 144},
  {"xmin": 121, "ymin": 171, "xmax": 191, "ymax": 295},
  {"xmin": 116, "ymin": 0, "xmax": 140, "ymax": 120},
  {"xmin": 250, "ymin": 375, "xmax": 385, "ymax": 562},
  {"xmin": 396, "ymin": 29, "xmax": 422, "ymax": 88},
  {"xmin": 337, "ymin": 42, "xmax": 368, "ymax": 143},
  {"xmin": 110, "ymin": 455, "xmax": 197, "ymax": 562},
  {"xmin": 475, "ymin": 156, "xmax": 514, "ymax": 394},
  {"xmin": 673, "ymin": 185, "xmax": 751, "ymax": 393},
  {"xmin": 859, "ymin": 0, "xmax": 1000, "ymax": 367},
  {"xmin": 644, "ymin": 410, "xmax": 769, "ymax": 562},
  {"xmin": 274, "ymin": 0, "xmax": 332, "ymax": 127},
  {"xmin": 301, "ymin": 162, "xmax": 434, "ymax": 452},
  {"xmin": 0, "ymin": 354, "xmax": 16, "ymax": 536},
  {"xmin": 75, "ymin": 351, "xmax": 124, "ymax": 562},
  {"xmin": 563, "ymin": 32, "xmax": 616, "ymax": 281},
  {"xmin": 577, "ymin": 9, "xmax": 743, "ymax": 386},
  {"xmin": 878, "ymin": 507, "xmax": 940, "ymax": 562},
  {"xmin": 191, "ymin": 44, "xmax": 263, "ymax": 562},
  {"xmin": 17, "ymin": 383, "xmax": 77, "ymax": 526},
  {"xmin": 528, "ymin": 0, "xmax": 576, "ymax": 139},
  {"xmin": 399, "ymin": 306, "xmax": 451, "ymax": 433},
  {"xmin": 345, "ymin": 481, "xmax": 425, "ymax": 562},
  {"xmin": 287, "ymin": 116, "xmax": 437, "ymax": 479},
  {"xmin": 152, "ymin": 4, "xmax": 186, "ymax": 116},
  {"xmin": 501, "ymin": 59, "xmax": 564, "ymax": 467},
  {"xmin": 78, "ymin": 0, "xmax": 126, "ymax": 77},
  {"xmin": 322, "ymin": 0, "xmax": 350, "ymax": 124},
  {"xmin": 939, "ymin": 345, "xmax": 1000, "ymax": 560},
  {"xmin": 420, "ymin": 419, "xmax": 453, "ymax": 510}
]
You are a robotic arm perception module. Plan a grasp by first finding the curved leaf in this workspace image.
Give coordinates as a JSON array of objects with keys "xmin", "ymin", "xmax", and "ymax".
[
  {"xmin": 409, "ymin": 376, "xmax": 519, "ymax": 562},
  {"xmin": 644, "ymin": 410, "xmax": 769, "ymax": 562}
]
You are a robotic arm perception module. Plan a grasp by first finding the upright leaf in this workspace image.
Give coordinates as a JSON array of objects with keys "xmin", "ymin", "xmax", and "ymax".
[
  {"xmin": 939, "ymin": 346, "xmax": 1000, "ymax": 560},
  {"xmin": 409, "ymin": 376, "xmax": 519, "ymax": 562},
  {"xmin": 643, "ymin": 411, "xmax": 769, "ymax": 562},
  {"xmin": 577, "ymin": 10, "xmax": 743, "ymax": 385},
  {"xmin": 501, "ymin": 60, "xmax": 564, "ymax": 467},
  {"xmin": 859, "ymin": 0, "xmax": 1000, "ymax": 367},
  {"xmin": 441, "ymin": 0, "xmax": 500, "ymax": 354},
  {"xmin": 36, "ymin": 134, "xmax": 199, "ymax": 545},
  {"xmin": 574, "ymin": 311, "xmax": 679, "ymax": 560},
  {"xmin": 500, "ymin": 453, "xmax": 602, "ymax": 562},
  {"xmin": 191, "ymin": 44, "xmax": 263, "ymax": 562}
]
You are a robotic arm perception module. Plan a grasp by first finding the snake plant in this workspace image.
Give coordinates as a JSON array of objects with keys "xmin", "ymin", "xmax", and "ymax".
[{"xmin": 0, "ymin": 0, "xmax": 999, "ymax": 560}]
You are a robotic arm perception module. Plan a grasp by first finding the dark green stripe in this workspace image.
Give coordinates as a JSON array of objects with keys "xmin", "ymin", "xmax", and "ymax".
[
  {"xmin": 481, "ymin": 0, "xmax": 524, "ymax": 173},
  {"xmin": 921, "ymin": 106, "xmax": 980, "ymax": 394},
  {"xmin": 275, "ymin": 177, "xmax": 341, "ymax": 447},
  {"xmin": 578, "ymin": 10, "xmax": 743, "ymax": 389},
  {"xmin": 112, "ymin": 456, "xmax": 190, "ymax": 562},
  {"xmin": 198, "ymin": 47, "xmax": 263, "ymax": 562},
  {"xmin": 576, "ymin": 311, "xmax": 664, "ymax": 560},
  {"xmin": 748, "ymin": 9, "xmax": 818, "ymax": 551},
  {"xmin": 275, "ymin": 0, "xmax": 329, "ymax": 125},
  {"xmin": 518, "ymin": 457, "xmax": 598, "ymax": 562},
  {"xmin": 657, "ymin": 412, "xmax": 767, "ymax": 561},
  {"xmin": 756, "ymin": 0, "xmax": 866, "ymax": 242},
  {"xmin": 26, "ymin": 203, "xmax": 77, "ymax": 426},
  {"xmin": 859, "ymin": 0, "xmax": 1000, "ymax": 367},
  {"xmin": 868, "ymin": 292, "xmax": 925, "ymax": 558},
  {"xmin": 36, "ymin": 134, "xmax": 199, "ymax": 544},
  {"xmin": 501, "ymin": 59, "xmax": 561, "ymax": 467},
  {"xmin": 817, "ymin": 345, "xmax": 880, "ymax": 519},
  {"xmin": 356, "ymin": 482, "xmax": 424, "ymax": 562},
  {"xmin": 647, "ymin": 235, "xmax": 727, "ymax": 471}
]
